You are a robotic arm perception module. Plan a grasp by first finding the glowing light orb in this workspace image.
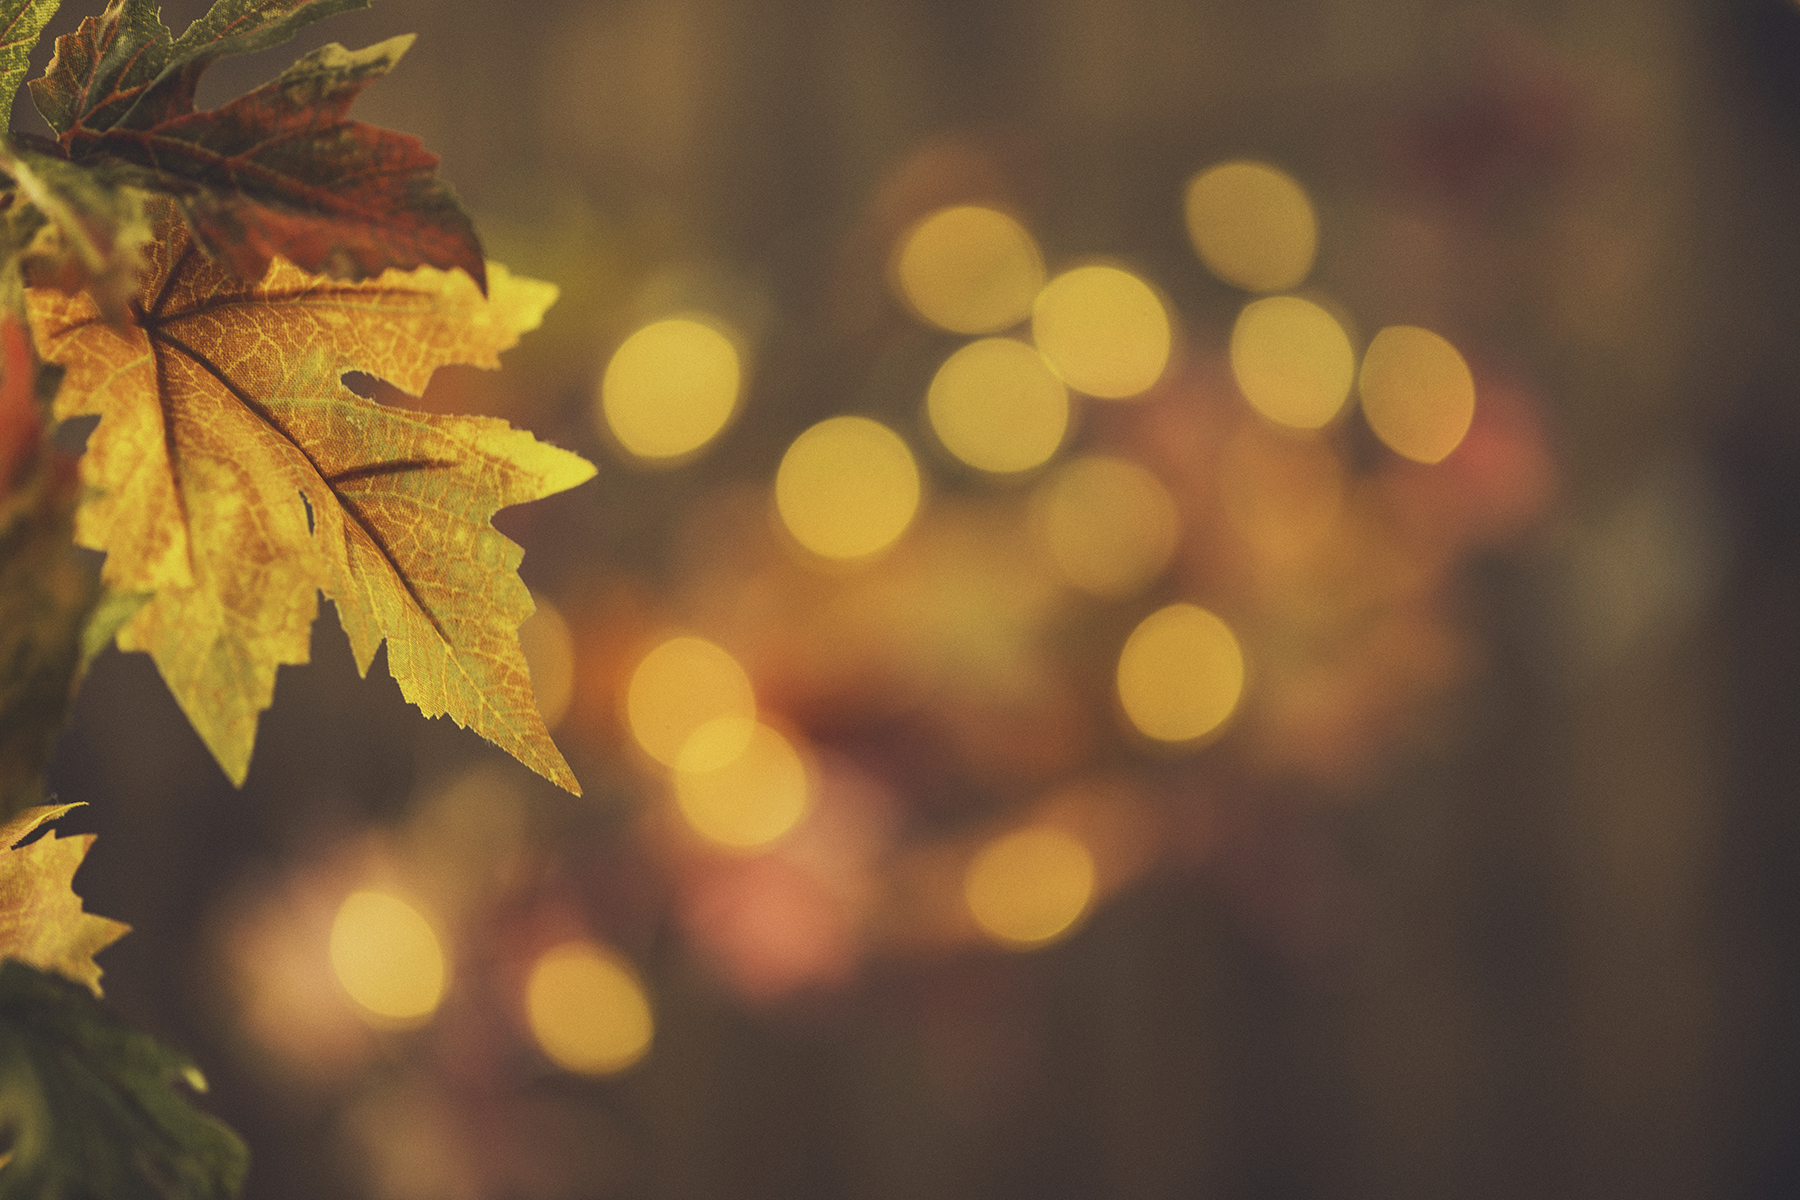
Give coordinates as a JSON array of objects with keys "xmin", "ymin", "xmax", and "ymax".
[
  {"xmin": 599, "ymin": 317, "xmax": 741, "ymax": 459},
  {"xmin": 525, "ymin": 940, "xmax": 654, "ymax": 1075},
  {"xmin": 626, "ymin": 636, "xmax": 756, "ymax": 767},
  {"xmin": 894, "ymin": 205, "xmax": 1046, "ymax": 334},
  {"xmin": 1033, "ymin": 456, "xmax": 1179, "ymax": 598},
  {"xmin": 329, "ymin": 891, "xmax": 447, "ymax": 1023},
  {"xmin": 1357, "ymin": 325, "xmax": 1476, "ymax": 464},
  {"xmin": 675, "ymin": 720, "xmax": 810, "ymax": 848},
  {"xmin": 1229, "ymin": 295, "xmax": 1355, "ymax": 429},
  {"xmin": 1031, "ymin": 265, "xmax": 1171, "ymax": 399},
  {"xmin": 1184, "ymin": 161, "xmax": 1319, "ymax": 292},
  {"xmin": 518, "ymin": 594, "xmax": 575, "ymax": 729},
  {"xmin": 926, "ymin": 337, "xmax": 1069, "ymax": 474},
  {"xmin": 775, "ymin": 416, "xmax": 921, "ymax": 560},
  {"xmin": 1116, "ymin": 603, "xmax": 1245, "ymax": 743},
  {"xmin": 965, "ymin": 826, "xmax": 1096, "ymax": 947}
]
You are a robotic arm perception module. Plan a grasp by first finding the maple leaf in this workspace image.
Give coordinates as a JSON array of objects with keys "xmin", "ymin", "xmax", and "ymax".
[
  {"xmin": 0, "ymin": 803, "xmax": 126, "ymax": 996},
  {"xmin": 27, "ymin": 0, "xmax": 484, "ymax": 289},
  {"xmin": 0, "ymin": 961, "xmax": 247, "ymax": 1200},
  {"xmin": 28, "ymin": 206, "xmax": 593, "ymax": 792}
]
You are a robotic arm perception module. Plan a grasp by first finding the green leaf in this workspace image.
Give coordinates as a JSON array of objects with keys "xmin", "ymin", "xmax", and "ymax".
[
  {"xmin": 0, "ymin": 286, "xmax": 90, "ymax": 820},
  {"xmin": 0, "ymin": 460, "xmax": 95, "ymax": 820},
  {"xmin": 1, "ymin": 144, "xmax": 153, "ymax": 322},
  {"xmin": 0, "ymin": 0, "xmax": 59, "ymax": 132},
  {"xmin": 145, "ymin": 0, "xmax": 369, "ymax": 125},
  {"xmin": 0, "ymin": 962, "xmax": 247, "ymax": 1200},
  {"xmin": 28, "ymin": 0, "xmax": 363, "ymax": 140},
  {"xmin": 77, "ymin": 585, "xmax": 147, "ymax": 672}
]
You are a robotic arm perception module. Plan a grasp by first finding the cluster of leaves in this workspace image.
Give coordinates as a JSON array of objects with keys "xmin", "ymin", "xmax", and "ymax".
[{"xmin": 0, "ymin": 0, "xmax": 595, "ymax": 1195}]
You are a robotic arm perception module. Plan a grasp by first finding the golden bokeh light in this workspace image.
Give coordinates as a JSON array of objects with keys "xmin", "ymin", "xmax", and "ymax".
[
  {"xmin": 525, "ymin": 940, "xmax": 654, "ymax": 1075},
  {"xmin": 674, "ymin": 720, "xmax": 811, "ymax": 848},
  {"xmin": 1357, "ymin": 325, "xmax": 1477, "ymax": 464},
  {"xmin": 518, "ymin": 593, "xmax": 575, "ymax": 729},
  {"xmin": 894, "ymin": 205, "xmax": 1047, "ymax": 334},
  {"xmin": 599, "ymin": 317, "xmax": 741, "ymax": 459},
  {"xmin": 1229, "ymin": 295, "xmax": 1355, "ymax": 429},
  {"xmin": 626, "ymin": 636, "xmax": 757, "ymax": 767},
  {"xmin": 964, "ymin": 826, "xmax": 1096, "ymax": 948},
  {"xmin": 1032, "ymin": 455, "xmax": 1179, "ymax": 598},
  {"xmin": 1184, "ymin": 160, "xmax": 1319, "ymax": 292},
  {"xmin": 329, "ymin": 891, "xmax": 447, "ymax": 1024},
  {"xmin": 1031, "ymin": 265, "xmax": 1172, "ymax": 399},
  {"xmin": 1116, "ymin": 603, "xmax": 1245, "ymax": 743},
  {"xmin": 926, "ymin": 337, "xmax": 1069, "ymax": 474},
  {"xmin": 775, "ymin": 416, "xmax": 922, "ymax": 560}
]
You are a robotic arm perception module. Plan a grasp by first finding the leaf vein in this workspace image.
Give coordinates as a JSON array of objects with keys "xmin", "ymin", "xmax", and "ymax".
[{"xmin": 145, "ymin": 324, "xmax": 453, "ymax": 649}]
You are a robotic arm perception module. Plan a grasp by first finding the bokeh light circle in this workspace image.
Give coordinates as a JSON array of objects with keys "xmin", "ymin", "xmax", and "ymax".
[
  {"xmin": 1229, "ymin": 295, "xmax": 1355, "ymax": 429},
  {"xmin": 894, "ymin": 205, "xmax": 1046, "ymax": 334},
  {"xmin": 525, "ymin": 940, "xmax": 654, "ymax": 1075},
  {"xmin": 600, "ymin": 317, "xmax": 741, "ymax": 459},
  {"xmin": 329, "ymin": 891, "xmax": 447, "ymax": 1023},
  {"xmin": 926, "ymin": 338, "xmax": 1069, "ymax": 474},
  {"xmin": 626, "ymin": 636, "xmax": 756, "ymax": 767},
  {"xmin": 964, "ymin": 826, "xmax": 1096, "ymax": 947},
  {"xmin": 1033, "ymin": 455, "xmax": 1179, "ymax": 598},
  {"xmin": 1031, "ymin": 265, "xmax": 1172, "ymax": 399},
  {"xmin": 518, "ymin": 594, "xmax": 575, "ymax": 729},
  {"xmin": 1184, "ymin": 161, "xmax": 1319, "ymax": 292},
  {"xmin": 1357, "ymin": 325, "xmax": 1477, "ymax": 464},
  {"xmin": 775, "ymin": 416, "xmax": 922, "ymax": 560},
  {"xmin": 1116, "ymin": 603, "xmax": 1245, "ymax": 743},
  {"xmin": 674, "ymin": 720, "xmax": 811, "ymax": 848}
]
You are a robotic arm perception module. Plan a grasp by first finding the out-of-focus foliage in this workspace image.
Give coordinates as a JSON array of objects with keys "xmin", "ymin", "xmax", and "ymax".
[{"xmin": 0, "ymin": 961, "xmax": 246, "ymax": 1200}]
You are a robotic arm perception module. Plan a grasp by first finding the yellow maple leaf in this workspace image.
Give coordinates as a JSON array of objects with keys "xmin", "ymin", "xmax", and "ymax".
[
  {"xmin": 28, "ymin": 207, "xmax": 594, "ymax": 792},
  {"xmin": 0, "ymin": 804, "xmax": 129, "ymax": 997}
]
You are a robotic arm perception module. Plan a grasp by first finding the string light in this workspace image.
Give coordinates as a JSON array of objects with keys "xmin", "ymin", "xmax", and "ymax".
[
  {"xmin": 1116, "ymin": 604, "xmax": 1245, "ymax": 743},
  {"xmin": 674, "ymin": 720, "xmax": 811, "ymax": 848},
  {"xmin": 1229, "ymin": 295, "xmax": 1355, "ymax": 429},
  {"xmin": 926, "ymin": 337, "xmax": 1069, "ymax": 474},
  {"xmin": 775, "ymin": 416, "xmax": 922, "ymax": 560},
  {"xmin": 329, "ymin": 891, "xmax": 447, "ymax": 1024},
  {"xmin": 599, "ymin": 317, "xmax": 741, "ymax": 460},
  {"xmin": 518, "ymin": 593, "xmax": 575, "ymax": 729},
  {"xmin": 1358, "ymin": 325, "xmax": 1476, "ymax": 464},
  {"xmin": 964, "ymin": 826, "xmax": 1096, "ymax": 948},
  {"xmin": 1184, "ymin": 160, "xmax": 1319, "ymax": 292},
  {"xmin": 525, "ymin": 940, "xmax": 654, "ymax": 1075},
  {"xmin": 1031, "ymin": 265, "xmax": 1172, "ymax": 399},
  {"xmin": 894, "ymin": 205, "xmax": 1046, "ymax": 334},
  {"xmin": 626, "ymin": 636, "xmax": 756, "ymax": 767}
]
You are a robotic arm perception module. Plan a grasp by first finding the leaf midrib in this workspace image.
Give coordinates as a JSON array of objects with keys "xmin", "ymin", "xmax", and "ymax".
[{"xmin": 128, "ymin": 248, "xmax": 457, "ymax": 647}]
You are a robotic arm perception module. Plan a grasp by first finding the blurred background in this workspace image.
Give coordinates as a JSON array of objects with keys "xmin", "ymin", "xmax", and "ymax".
[{"xmin": 21, "ymin": 0, "xmax": 1800, "ymax": 1196}]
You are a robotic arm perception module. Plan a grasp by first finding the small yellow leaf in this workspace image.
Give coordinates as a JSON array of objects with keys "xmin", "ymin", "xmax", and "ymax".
[{"xmin": 0, "ymin": 804, "xmax": 128, "ymax": 997}]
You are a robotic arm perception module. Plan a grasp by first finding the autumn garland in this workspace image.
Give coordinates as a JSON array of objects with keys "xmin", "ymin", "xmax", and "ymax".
[{"xmin": 0, "ymin": 1, "xmax": 588, "ymax": 1196}]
